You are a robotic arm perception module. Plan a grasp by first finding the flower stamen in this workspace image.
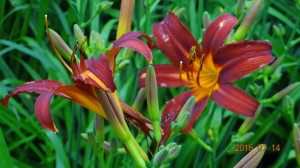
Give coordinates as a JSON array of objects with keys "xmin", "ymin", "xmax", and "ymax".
[{"xmin": 179, "ymin": 61, "xmax": 194, "ymax": 88}]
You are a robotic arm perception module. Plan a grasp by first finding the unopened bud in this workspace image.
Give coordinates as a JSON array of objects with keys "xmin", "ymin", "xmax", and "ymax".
[
  {"xmin": 208, "ymin": 129, "xmax": 214, "ymax": 140},
  {"xmin": 238, "ymin": 105, "xmax": 262, "ymax": 136},
  {"xmin": 49, "ymin": 29, "xmax": 73, "ymax": 61},
  {"xmin": 270, "ymin": 66, "xmax": 282, "ymax": 82},
  {"xmin": 232, "ymin": 132, "xmax": 255, "ymax": 143},
  {"xmin": 145, "ymin": 65, "xmax": 161, "ymax": 142},
  {"xmin": 90, "ymin": 31, "xmax": 105, "ymax": 52},
  {"xmin": 233, "ymin": 145, "xmax": 266, "ymax": 168},
  {"xmin": 167, "ymin": 145, "xmax": 181, "ymax": 160},
  {"xmin": 234, "ymin": 0, "xmax": 264, "ymax": 41},
  {"xmin": 172, "ymin": 7, "xmax": 185, "ymax": 17},
  {"xmin": 117, "ymin": 60, "xmax": 130, "ymax": 71},
  {"xmin": 268, "ymin": 57, "xmax": 283, "ymax": 73},
  {"xmin": 281, "ymin": 96, "xmax": 295, "ymax": 124},
  {"xmin": 269, "ymin": 82, "xmax": 300, "ymax": 103},
  {"xmin": 172, "ymin": 96, "xmax": 195, "ymax": 132},
  {"xmin": 293, "ymin": 123, "xmax": 300, "ymax": 165},
  {"xmin": 236, "ymin": 0, "xmax": 245, "ymax": 18},
  {"xmin": 97, "ymin": 1, "xmax": 113, "ymax": 13},
  {"xmin": 153, "ymin": 148, "xmax": 169, "ymax": 168},
  {"xmin": 132, "ymin": 88, "xmax": 146, "ymax": 111},
  {"xmin": 203, "ymin": 11, "xmax": 211, "ymax": 29},
  {"xmin": 73, "ymin": 24, "xmax": 85, "ymax": 44},
  {"xmin": 272, "ymin": 25, "xmax": 281, "ymax": 37}
]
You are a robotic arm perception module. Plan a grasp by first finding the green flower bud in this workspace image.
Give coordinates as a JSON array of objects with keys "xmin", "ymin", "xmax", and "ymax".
[
  {"xmin": 167, "ymin": 145, "xmax": 181, "ymax": 160},
  {"xmin": 269, "ymin": 82, "xmax": 300, "ymax": 103},
  {"xmin": 172, "ymin": 7, "xmax": 185, "ymax": 17},
  {"xmin": 97, "ymin": 1, "xmax": 113, "ymax": 13},
  {"xmin": 49, "ymin": 29, "xmax": 73, "ymax": 61},
  {"xmin": 233, "ymin": 145, "xmax": 266, "ymax": 168},
  {"xmin": 132, "ymin": 88, "xmax": 146, "ymax": 111},
  {"xmin": 232, "ymin": 132, "xmax": 255, "ymax": 143},
  {"xmin": 153, "ymin": 148, "xmax": 169, "ymax": 168},
  {"xmin": 203, "ymin": 11, "xmax": 211, "ymax": 29},
  {"xmin": 272, "ymin": 25, "xmax": 281, "ymax": 37},
  {"xmin": 236, "ymin": 0, "xmax": 245, "ymax": 18},
  {"xmin": 117, "ymin": 60, "xmax": 130, "ymax": 72},
  {"xmin": 145, "ymin": 65, "xmax": 162, "ymax": 142},
  {"xmin": 270, "ymin": 66, "xmax": 282, "ymax": 82},
  {"xmin": 293, "ymin": 123, "xmax": 300, "ymax": 165},
  {"xmin": 234, "ymin": 0, "xmax": 264, "ymax": 41},
  {"xmin": 73, "ymin": 24, "xmax": 85, "ymax": 44},
  {"xmin": 238, "ymin": 105, "xmax": 262, "ymax": 136}
]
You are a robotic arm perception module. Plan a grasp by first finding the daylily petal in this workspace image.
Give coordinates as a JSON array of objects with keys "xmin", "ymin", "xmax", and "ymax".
[
  {"xmin": 138, "ymin": 64, "xmax": 193, "ymax": 88},
  {"xmin": 73, "ymin": 54, "xmax": 116, "ymax": 92},
  {"xmin": 161, "ymin": 88, "xmax": 210, "ymax": 144},
  {"xmin": 2, "ymin": 80, "xmax": 67, "ymax": 107},
  {"xmin": 152, "ymin": 11, "xmax": 201, "ymax": 69},
  {"xmin": 216, "ymin": 40, "xmax": 275, "ymax": 83},
  {"xmin": 106, "ymin": 31, "xmax": 153, "ymax": 71},
  {"xmin": 35, "ymin": 92, "xmax": 58, "ymax": 132},
  {"xmin": 211, "ymin": 84, "xmax": 259, "ymax": 117},
  {"xmin": 202, "ymin": 13, "xmax": 238, "ymax": 55},
  {"xmin": 54, "ymin": 85, "xmax": 107, "ymax": 119}
]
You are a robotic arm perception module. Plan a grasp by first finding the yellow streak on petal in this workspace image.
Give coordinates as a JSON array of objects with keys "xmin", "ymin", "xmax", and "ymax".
[
  {"xmin": 80, "ymin": 70, "xmax": 111, "ymax": 91},
  {"xmin": 193, "ymin": 87, "xmax": 213, "ymax": 101}
]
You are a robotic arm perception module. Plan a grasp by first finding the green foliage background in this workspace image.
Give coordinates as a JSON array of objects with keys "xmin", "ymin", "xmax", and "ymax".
[{"xmin": 0, "ymin": 0, "xmax": 299, "ymax": 167}]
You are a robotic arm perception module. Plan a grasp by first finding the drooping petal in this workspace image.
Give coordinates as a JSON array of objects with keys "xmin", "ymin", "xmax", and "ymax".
[
  {"xmin": 211, "ymin": 84, "xmax": 259, "ymax": 117},
  {"xmin": 202, "ymin": 13, "xmax": 238, "ymax": 55},
  {"xmin": 160, "ymin": 88, "xmax": 210, "ymax": 144},
  {"xmin": 106, "ymin": 31, "xmax": 153, "ymax": 71},
  {"xmin": 152, "ymin": 11, "xmax": 201, "ymax": 69},
  {"xmin": 2, "ymin": 80, "xmax": 67, "ymax": 107},
  {"xmin": 138, "ymin": 64, "xmax": 193, "ymax": 88},
  {"xmin": 215, "ymin": 40, "xmax": 275, "ymax": 83},
  {"xmin": 35, "ymin": 92, "xmax": 58, "ymax": 132},
  {"xmin": 73, "ymin": 54, "xmax": 116, "ymax": 92},
  {"xmin": 54, "ymin": 85, "xmax": 107, "ymax": 119}
]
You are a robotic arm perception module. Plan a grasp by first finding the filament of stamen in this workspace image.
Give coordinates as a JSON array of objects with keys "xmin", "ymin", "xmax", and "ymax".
[
  {"xmin": 179, "ymin": 61, "xmax": 194, "ymax": 88},
  {"xmin": 79, "ymin": 36, "xmax": 88, "ymax": 71},
  {"xmin": 196, "ymin": 54, "xmax": 205, "ymax": 87},
  {"xmin": 70, "ymin": 42, "xmax": 79, "ymax": 76},
  {"xmin": 45, "ymin": 15, "xmax": 72, "ymax": 73}
]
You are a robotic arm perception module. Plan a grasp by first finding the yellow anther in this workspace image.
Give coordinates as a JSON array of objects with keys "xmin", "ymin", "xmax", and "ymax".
[{"xmin": 189, "ymin": 46, "xmax": 196, "ymax": 64}]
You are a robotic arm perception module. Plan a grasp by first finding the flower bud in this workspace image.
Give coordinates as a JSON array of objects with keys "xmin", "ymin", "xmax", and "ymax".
[
  {"xmin": 293, "ymin": 123, "xmax": 300, "ymax": 165},
  {"xmin": 203, "ymin": 11, "xmax": 211, "ymax": 29},
  {"xmin": 73, "ymin": 24, "xmax": 85, "ymax": 44},
  {"xmin": 236, "ymin": 0, "xmax": 245, "ymax": 18},
  {"xmin": 234, "ymin": 0, "xmax": 264, "ymax": 41},
  {"xmin": 167, "ymin": 144, "xmax": 181, "ymax": 160},
  {"xmin": 270, "ymin": 67, "xmax": 282, "ymax": 82},
  {"xmin": 145, "ymin": 65, "xmax": 162, "ymax": 142},
  {"xmin": 281, "ymin": 96, "xmax": 295, "ymax": 124},
  {"xmin": 172, "ymin": 7, "xmax": 185, "ymax": 17},
  {"xmin": 232, "ymin": 132, "xmax": 255, "ymax": 143},
  {"xmin": 132, "ymin": 88, "xmax": 146, "ymax": 111},
  {"xmin": 90, "ymin": 31, "xmax": 105, "ymax": 52},
  {"xmin": 117, "ymin": 60, "xmax": 130, "ymax": 72},
  {"xmin": 153, "ymin": 148, "xmax": 169, "ymax": 168},
  {"xmin": 272, "ymin": 25, "xmax": 281, "ymax": 37},
  {"xmin": 238, "ymin": 105, "xmax": 262, "ymax": 136},
  {"xmin": 269, "ymin": 82, "xmax": 300, "ymax": 103},
  {"xmin": 233, "ymin": 145, "xmax": 266, "ymax": 168},
  {"xmin": 49, "ymin": 29, "xmax": 73, "ymax": 61},
  {"xmin": 97, "ymin": 1, "xmax": 113, "ymax": 13},
  {"xmin": 267, "ymin": 57, "xmax": 283, "ymax": 73}
]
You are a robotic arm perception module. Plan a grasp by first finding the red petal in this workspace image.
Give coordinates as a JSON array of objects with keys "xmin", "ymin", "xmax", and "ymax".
[
  {"xmin": 2, "ymin": 80, "xmax": 67, "ymax": 107},
  {"xmin": 73, "ymin": 54, "xmax": 116, "ymax": 92},
  {"xmin": 106, "ymin": 31, "xmax": 153, "ymax": 71},
  {"xmin": 211, "ymin": 84, "xmax": 259, "ymax": 117},
  {"xmin": 160, "ymin": 88, "xmax": 210, "ymax": 144},
  {"xmin": 35, "ymin": 92, "xmax": 58, "ymax": 132},
  {"xmin": 152, "ymin": 12, "xmax": 201, "ymax": 69},
  {"xmin": 202, "ymin": 13, "xmax": 238, "ymax": 54},
  {"xmin": 138, "ymin": 64, "xmax": 193, "ymax": 88},
  {"xmin": 216, "ymin": 40, "xmax": 275, "ymax": 83}
]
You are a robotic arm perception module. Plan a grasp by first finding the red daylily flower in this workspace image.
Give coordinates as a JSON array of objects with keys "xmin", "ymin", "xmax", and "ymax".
[
  {"xmin": 139, "ymin": 12, "xmax": 275, "ymax": 143},
  {"xmin": 2, "ymin": 31, "xmax": 153, "ymax": 135}
]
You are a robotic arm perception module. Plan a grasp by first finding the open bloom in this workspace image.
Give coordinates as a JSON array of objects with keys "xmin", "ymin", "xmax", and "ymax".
[
  {"xmin": 139, "ymin": 12, "xmax": 275, "ymax": 143},
  {"xmin": 2, "ymin": 31, "xmax": 153, "ymax": 135}
]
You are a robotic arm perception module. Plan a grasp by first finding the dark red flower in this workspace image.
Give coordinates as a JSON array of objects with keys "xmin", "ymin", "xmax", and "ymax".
[{"xmin": 139, "ymin": 12, "xmax": 275, "ymax": 144}]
